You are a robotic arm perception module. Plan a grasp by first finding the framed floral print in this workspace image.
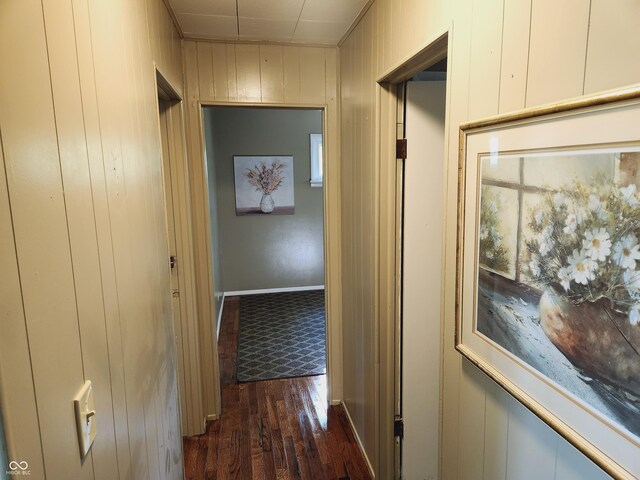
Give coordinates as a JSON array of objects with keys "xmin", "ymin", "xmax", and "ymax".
[{"xmin": 456, "ymin": 86, "xmax": 640, "ymax": 480}]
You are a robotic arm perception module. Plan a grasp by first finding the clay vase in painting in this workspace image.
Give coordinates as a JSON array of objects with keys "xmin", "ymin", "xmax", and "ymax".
[
  {"xmin": 260, "ymin": 193, "xmax": 275, "ymax": 213},
  {"xmin": 538, "ymin": 287, "xmax": 640, "ymax": 398}
]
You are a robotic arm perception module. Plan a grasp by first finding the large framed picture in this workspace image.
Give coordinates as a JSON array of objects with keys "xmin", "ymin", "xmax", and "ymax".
[
  {"xmin": 456, "ymin": 86, "xmax": 640, "ymax": 480},
  {"xmin": 233, "ymin": 155, "xmax": 295, "ymax": 215}
]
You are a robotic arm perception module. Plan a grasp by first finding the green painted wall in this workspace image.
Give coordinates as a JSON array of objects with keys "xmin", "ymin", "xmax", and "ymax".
[
  {"xmin": 204, "ymin": 107, "xmax": 324, "ymax": 294},
  {"xmin": 203, "ymin": 108, "xmax": 225, "ymax": 330}
]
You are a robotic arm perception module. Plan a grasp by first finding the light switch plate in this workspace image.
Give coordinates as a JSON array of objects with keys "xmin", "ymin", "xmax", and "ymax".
[{"xmin": 73, "ymin": 380, "xmax": 96, "ymax": 458}]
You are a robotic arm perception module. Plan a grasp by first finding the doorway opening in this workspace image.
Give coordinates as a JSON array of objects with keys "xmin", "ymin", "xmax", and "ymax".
[
  {"xmin": 375, "ymin": 32, "xmax": 449, "ymax": 479},
  {"xmin": 202, "ymin": 106, "xmax": 329, "ymax": 395},
  {"xmin": 399, "ymin": 59, "xmax": 448, "ymax": 480},
  {"xmin": 156, "ymin": 69, "xmax": 203, "ymax": 438}
]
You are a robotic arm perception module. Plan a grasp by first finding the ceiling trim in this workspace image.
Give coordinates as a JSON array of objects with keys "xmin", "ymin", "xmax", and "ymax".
[
  {"xmin": 182, "ymin": 35, "xmax": 339, "ymax": 49},
  {"xmin": 160, "ymin": 0, "xmax": 185, "ymax": 39},
  {"xmin": 337, "ymin": 0, "xmax": 375, "ymax": 47}
]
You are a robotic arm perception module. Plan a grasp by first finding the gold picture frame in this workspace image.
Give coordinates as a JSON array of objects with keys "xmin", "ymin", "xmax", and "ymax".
[{"xmin": 456, "ymin": 85, "xmax": 640, "ymax": 480}]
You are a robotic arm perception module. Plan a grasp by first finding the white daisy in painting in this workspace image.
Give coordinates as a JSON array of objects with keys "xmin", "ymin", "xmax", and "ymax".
[
  {"xmin": 588, "ymin": 194, "xmax": 608, "ymax": 220},
  {"xmin": 620, "ymin": 184, "xmax": 639, "ymax": 206},
  {"xmin": 538, "ymin": 227, "xmax": 553, "ymax": 255},
  {"xmin": 535, "ymin": 211, "xmax": 543, "ymax": 226},
  {"xmin": 623, "ymin": 269, "xmax": 640, "ymax": 296},
  {"xmin": 613, "ymin": 234, "xmax": 640, "ymax": 270},
  {"xmin": 582, "ymin": 228, "xmax": 611, "ymax": 261},
  {"xmin": 568, "ymin": 249, "xmax": 596, "ymax": 285},
  {"xmin": 629, "ymin": 305, "xmax": 640, "ymax": 326},
  {"xmin": 563, "ymin": 214, "xmax": 578, "ymax": 234},
  {"xmin": 529, "ymin": 259, "xmax": 541, "ymax": 277},
  {"xmin": 557, "ymin": 266, "xmax": 572, "ymax": 292},
  {"xmin": 553, "ymin": 192, "xmax": 568, "ymax": 209}
]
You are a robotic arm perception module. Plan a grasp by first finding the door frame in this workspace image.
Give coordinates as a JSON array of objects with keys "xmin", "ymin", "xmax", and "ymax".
[
  {"xmin": 375, "ymin": 30, "xmax": 451, "ymax": 479},
  {"xmin": 154, "ymin": 66, "xmax": 205, "ymax": 437},
  {"xmin": 191, "ymin": 100, "xmax": 342, "ymax": 418}
]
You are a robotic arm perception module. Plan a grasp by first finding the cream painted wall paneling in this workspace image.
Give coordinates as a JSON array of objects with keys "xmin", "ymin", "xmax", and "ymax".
[
  {"xmin": 525, "ymin": 0, "xmax": 590, "ymax": 107},
  {"xmin": 339, "ymin": 0, "xmax": 636, "ymax": 478},
  {"xmin": 0, "ymin": 0, "xmax": 185, "ymax": 478},
  {"xmin": 583, "ymin": 0, "xmax": 640, "ymax": 94}
]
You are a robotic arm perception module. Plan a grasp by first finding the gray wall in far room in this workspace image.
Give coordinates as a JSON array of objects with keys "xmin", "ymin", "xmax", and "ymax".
[
  {"xmin": 204, "ymin": 107, "xmax": 324, "ymax": 293},
  {"xmin": 203, "ymin": 108, "xmax": 224, "ymax": 324}
]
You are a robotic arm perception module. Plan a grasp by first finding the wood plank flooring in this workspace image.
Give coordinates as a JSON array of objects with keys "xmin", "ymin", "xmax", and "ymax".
[{"xmin": 183, "ymin": 296, "xmax": 372, "ymax": 480}]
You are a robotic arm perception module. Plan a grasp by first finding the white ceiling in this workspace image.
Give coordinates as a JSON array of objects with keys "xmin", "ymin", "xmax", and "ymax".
[{"xmin": 169, "ymin": 0, "xmax": 370, "ymax": 45}]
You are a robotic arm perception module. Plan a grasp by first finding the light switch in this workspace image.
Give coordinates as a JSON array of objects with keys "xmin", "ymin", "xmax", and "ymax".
[{"xmin": 73, "ymin": 380, "xmax": 96, "ymax": 458}]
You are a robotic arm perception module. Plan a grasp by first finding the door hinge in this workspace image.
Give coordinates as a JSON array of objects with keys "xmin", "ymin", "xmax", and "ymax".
[
  {"xmin": 169, "ymin": 255, "xmax": 177, "ymax": 270},
  {"xmin": 396, "ymin": 139, "xmax": 407, "ymax": 160},
  {"xmin": 394, "ymin": 415, "xmax": 404, "ymax": 438}
]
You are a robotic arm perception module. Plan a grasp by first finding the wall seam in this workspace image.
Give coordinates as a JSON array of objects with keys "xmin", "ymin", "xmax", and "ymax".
[
  {"xmin": 69, "ymin": 0, "xmax": 122, "ymax": 475},
  {"xmin": 523, "ymin": 0, "xmax": 534, "ymax": 108},
  {"xmin": 581, "ymin": 0, "xmax": 594, "ymax": 95},
  {"xmin": 0, "ymin": 126, "xmax": 49, "ymax": 480}
]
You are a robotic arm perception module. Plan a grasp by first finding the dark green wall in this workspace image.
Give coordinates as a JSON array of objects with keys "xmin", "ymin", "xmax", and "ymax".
[{"xmin": 204, "ymin": 107, "xmax": 324, "ymax": 292}]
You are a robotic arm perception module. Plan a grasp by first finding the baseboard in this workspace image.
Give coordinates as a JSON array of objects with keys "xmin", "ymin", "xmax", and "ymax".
[
  {"xmin": 330, "ymin": 399, "xmax": 341, "ymax": 406},
  {"xmin": 206, "ymin": 413, "xmax": 218, "ymax": 422},
  {"xmin": 224, "ymin": 285, "xmax": 324, "ymax": 296},
  {"xmin": 216, "ymin": 293, "xmax": 225, "ymax": 340},
  {"xmin": 342, "ymin": 403, "xmax": 376, "ymax": 478}
]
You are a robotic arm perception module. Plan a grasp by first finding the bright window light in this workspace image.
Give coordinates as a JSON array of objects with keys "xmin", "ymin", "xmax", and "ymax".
[{"xmin": 310, "ymin": 133, "xmax": 323, "ymax": 187}]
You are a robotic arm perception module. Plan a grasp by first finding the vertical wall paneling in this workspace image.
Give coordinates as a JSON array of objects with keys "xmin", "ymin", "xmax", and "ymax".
[
  {"xmin": 525, "ymin": 0, "xmax": 590, "ymax": 107},
  {"xmin": 283, "ymin": 46, "xmax": 301, "ymax": 104},
  {"xmin": 555, "ymin": 436, "xmax": 611, "ymax": 480},
  {"xmin": 0, "ymin": 0, "xmax": 185, "ymax": 477},
  {"xmin": 504, "ymin": 400, "xmax": 559, "ymax": 480},
  {"xmin": 235, "ymin": 44, "xmax": 262, "ymax": 102},
  {"xmin": 182, "ymin": 40, "xmax": 342, "ymax": 419},
  {"xmin": 225, "ymin": 44, "xmax": 239, "ymax": 101},
  {"xmin": 184, "ymin": 41, "xmax": 219, "ymax": 424},
  {"xmin": 41, "ymin": 0, "xmax": 120, "ymax": 477},
  {"xmin": 0, "ymin": 135, "xmax": 46, "ymax": 479},
  {"xmin": 259, "ymin": 45, "xmax": 285, "ymax": 103},
  {"xmin": 583, "ymin": 0, "xmax": 640, "ymax": 94},
  {"xmin": 467, "ymin": 0, "xmax": 504, "ymax": 119},
  {"xmin": 197, "ymin": 42, "xmax": 215, "ymax": 101},
  {"xmin": 498, "ymin": 0, "xmax": 532, "ymax": 113},
  {"xmin": 300, "ymin": 47, "xmax": 327, "ymax": 104},
  {"xmin": 339, "ymin": 0, "xmax": 635, "ymax": 476},
  {"xmin": 482, "ymin": 381, "xmax": 510, "ymax": 480},
  {"xmin": 71, "ymin": 0, "xmax": 133, "ymax": 474},
  {"xmin": 211, "ymin": 43, "xmax": 230, "ymax": 101},
  {"xmin": 0, "ymin": 1, "xmax": 90, "ymax": 477},
  {"xmin": 324, "ymin": 46, "xmax": 343, "ymax": 401}
]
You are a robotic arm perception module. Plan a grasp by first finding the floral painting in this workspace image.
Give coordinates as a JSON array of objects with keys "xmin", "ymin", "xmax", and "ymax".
[
  {"xmin": 233, "ymin": 156, "xmax": 294, "ymax": 215},
  {"xmin": 477, "ymin": 148, "xmax": 640, "ymax": 440}
]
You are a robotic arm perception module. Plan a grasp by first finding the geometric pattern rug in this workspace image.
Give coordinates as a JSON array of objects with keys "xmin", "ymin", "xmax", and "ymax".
[{"xmin": 237, "ymin": 290, "xmax": 326, "ymax": 382}]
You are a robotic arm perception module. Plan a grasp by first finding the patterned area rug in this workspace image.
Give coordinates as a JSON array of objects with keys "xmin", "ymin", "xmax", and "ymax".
[{"xmin": 237, "ymin": 290, "xmax": 326, "ymax": 382}]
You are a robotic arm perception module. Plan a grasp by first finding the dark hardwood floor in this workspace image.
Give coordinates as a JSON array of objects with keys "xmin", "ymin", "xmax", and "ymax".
[{"xmin": 183, "ymin": 296, "xmax": 373, "ymax": 480}]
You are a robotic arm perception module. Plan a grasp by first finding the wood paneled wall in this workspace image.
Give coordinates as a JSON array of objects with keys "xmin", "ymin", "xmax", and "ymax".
[
  {"xmin": 0, "ymin": 0, "xmax": 184, "ymax": 479},
  {"xmin": 340, "ymin": 0, "xmax": 640, "ymax": 477},
  {"xmin": 182, "ymin": 40, "xmax": 343, "ymax": 423}
]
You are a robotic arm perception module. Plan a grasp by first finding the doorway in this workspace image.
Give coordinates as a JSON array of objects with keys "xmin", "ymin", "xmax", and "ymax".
[
  {"xmin": 374, "ymin": 33, "xmax": 449, "ymax": 479},
  {"xmin": 399, "ymin": 63, "xmax": 447, "ymax": 479},
  {"xmin": 202, "ymin": 106, "xmax": 329, "ymax": 392},
  {"xmin": 156, "ymin": 69, "xmax": 204, "ymax": 437}
]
